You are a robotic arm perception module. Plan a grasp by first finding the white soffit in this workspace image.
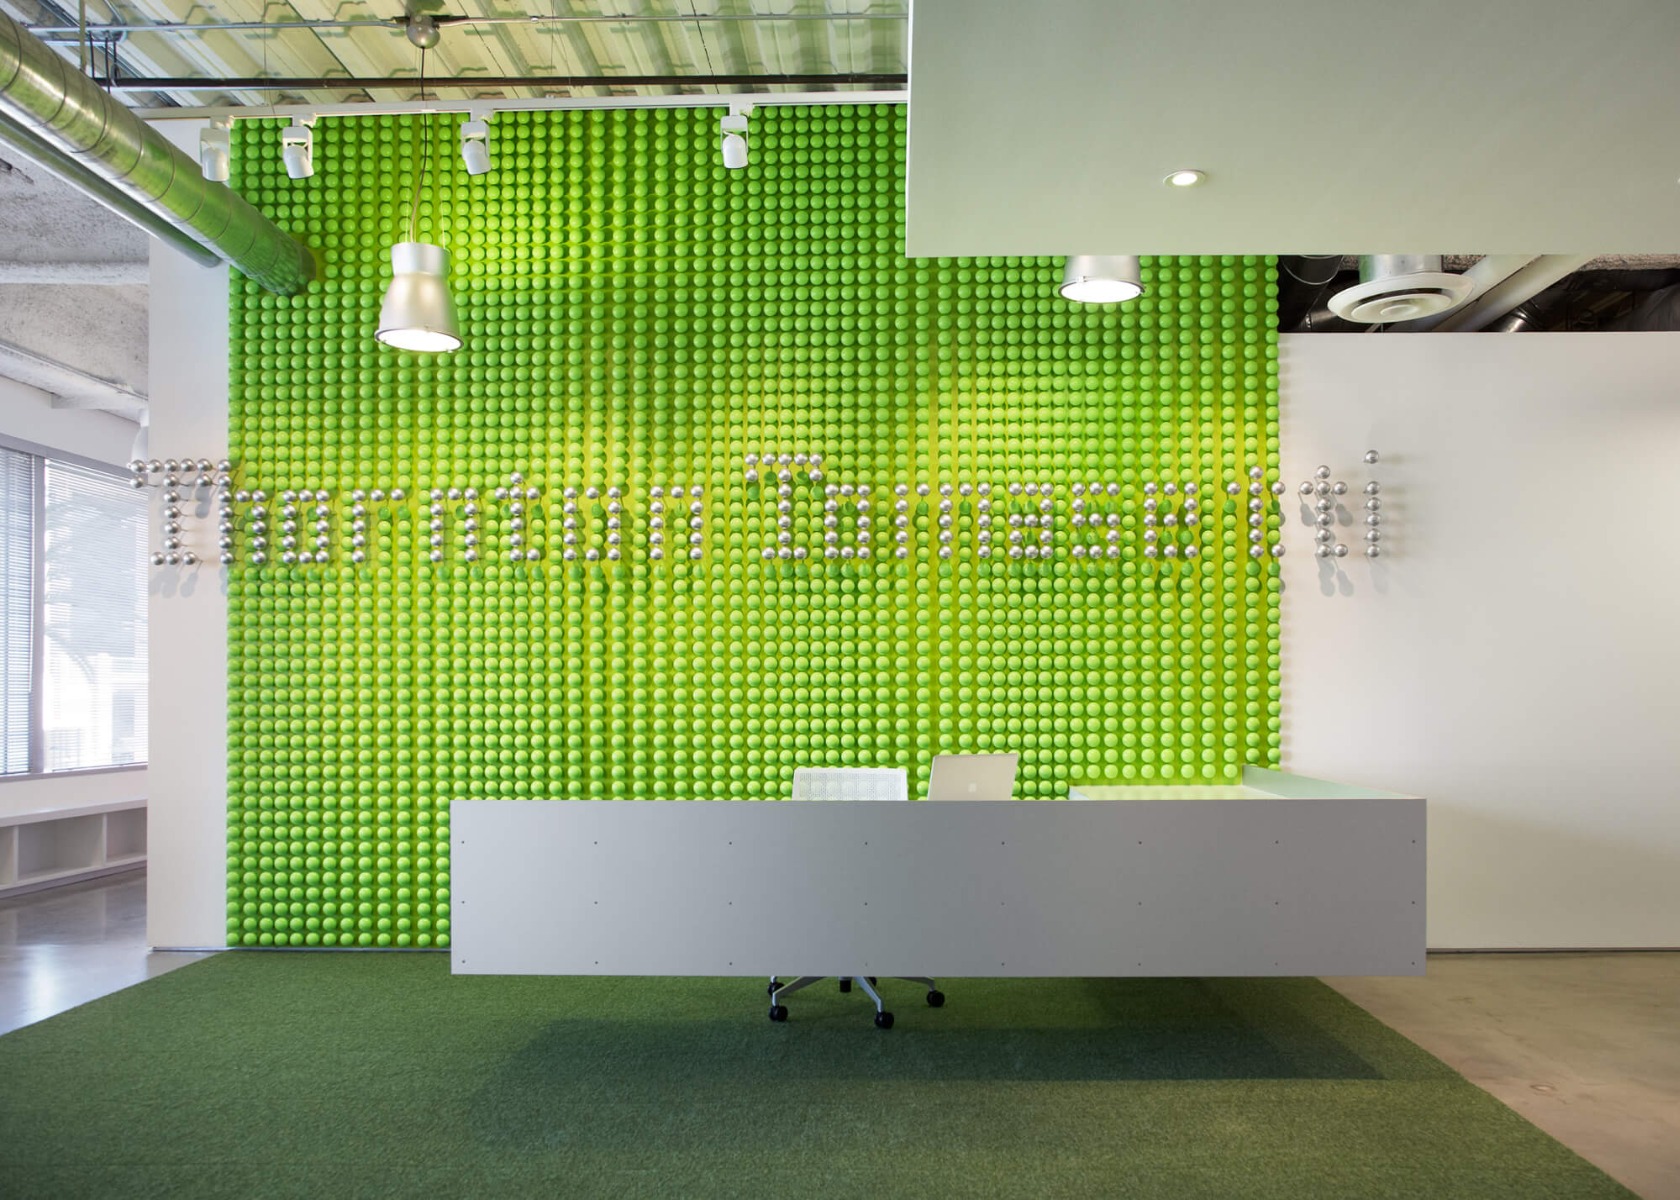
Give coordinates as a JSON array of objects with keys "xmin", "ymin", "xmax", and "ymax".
[{"xmin": 905, "ymin": 0, "xmax": 1680, "ymax": 256}]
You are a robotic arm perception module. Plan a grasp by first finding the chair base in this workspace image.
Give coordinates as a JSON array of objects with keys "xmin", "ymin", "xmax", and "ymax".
[{"xmin": 766, "ymin": 975, "xmax": 945, "ymax": 1028}]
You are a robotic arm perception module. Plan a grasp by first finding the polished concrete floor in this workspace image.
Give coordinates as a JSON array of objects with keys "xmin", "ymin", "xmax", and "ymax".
[
  {"xmin": 0, "ymin": 870, "xmax": 212, "ymax": 1038},
  {"xmin": 1329, "ymin": 954, "xmax": 1680, "ymax": 1200},
  {"xmin": 1, "ymin": 877, "xmax": 1674, "ymax": 1197}
]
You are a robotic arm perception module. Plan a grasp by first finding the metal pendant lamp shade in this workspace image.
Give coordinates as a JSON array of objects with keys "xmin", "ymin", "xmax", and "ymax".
[
  {"xmin": 1060, "ymin": 254, "xmax": 1144, "ymax": 304},
  {"xmin": 376, "ymin": 241, "xmax": 462, "ymax": 352}
]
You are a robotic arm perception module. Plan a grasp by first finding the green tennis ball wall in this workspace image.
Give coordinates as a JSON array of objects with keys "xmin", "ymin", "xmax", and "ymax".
[{"xmin": 224, "ymin": 106, "xmax": 1281, "ymax": 948}]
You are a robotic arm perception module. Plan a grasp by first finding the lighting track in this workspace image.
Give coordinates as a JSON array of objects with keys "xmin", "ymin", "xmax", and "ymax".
[{"xmin": 93, "ymin": 72, "xmax": 907, "ymax": 93}]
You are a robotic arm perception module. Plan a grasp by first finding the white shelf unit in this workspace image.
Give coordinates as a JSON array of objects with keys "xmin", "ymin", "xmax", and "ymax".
[{"xmin": 0, "ymin": 798, "xmax": 147, "ymax": 898}]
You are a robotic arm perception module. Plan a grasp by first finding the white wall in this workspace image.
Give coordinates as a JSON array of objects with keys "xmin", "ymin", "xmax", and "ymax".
[
  {"xmin": 144, "ymin": 118, "xmax": 228, "ymax": 949},
  {"xmin": 1280, "ymin": 332, "xmax": 1680, "ymax": 949}
]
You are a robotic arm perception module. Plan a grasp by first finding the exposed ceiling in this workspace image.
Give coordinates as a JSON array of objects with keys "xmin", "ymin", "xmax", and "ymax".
[
  {"xmin": 0, "ymin": 153, "xmax": 148, "ymax": 420},
  {"xmin": 0, "ymin": 0, "xmax": 1676, "ymax": 431},
  {"xmin": 1282, "ymin": 256, "xmax": 1680, "ymax": 334},
  {"xmin": 0, "ymin": 2, "xmax": 908, "ymax": 425},
  {"xmin": 6, "ymin": 0, "xmax": 909, "ymax": 110},
  {"xmin": 906, "ymin": 0, "xmax": 1680, "ymax": 256},
  {"xmin": 0, "ymin": 152, "xmax": 147, "ymax": 269}
]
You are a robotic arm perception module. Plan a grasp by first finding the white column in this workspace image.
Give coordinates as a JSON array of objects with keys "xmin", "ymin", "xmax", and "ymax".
[{"xmin": 144, "ymin": 119, "xmax": 229, "ymax": 949}]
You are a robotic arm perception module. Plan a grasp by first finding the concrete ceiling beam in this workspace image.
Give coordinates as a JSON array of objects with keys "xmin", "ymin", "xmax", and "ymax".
[{"xmin": 0, "ymin": 260, "xmax": 148, "ymax": 284}]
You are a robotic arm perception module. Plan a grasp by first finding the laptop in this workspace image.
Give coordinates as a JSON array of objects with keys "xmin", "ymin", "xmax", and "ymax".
[{"xmin": 925, "ymin": 753, "xmax": 1019, "ymax": 801}]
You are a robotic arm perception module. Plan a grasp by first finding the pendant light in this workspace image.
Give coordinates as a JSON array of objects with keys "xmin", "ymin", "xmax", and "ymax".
[
  {"xmin": 376, "ymin": 45, "xmax": 462, "ymax": 352},
  {"xmin": 377, "ymin": 242, "xmax": 461, "ymax": 352},
  {"xmin": 1060, "ymin": 255, "xmax": 1144, "ymax": 304}
]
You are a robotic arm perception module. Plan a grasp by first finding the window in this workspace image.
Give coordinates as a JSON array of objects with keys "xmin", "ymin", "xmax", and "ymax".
[
  {"xmin": 0, "ymin": 443, "xmax": 148, "ymax": 776},
  {"xmin": 0, "ymin": 448, "xmax": 31, "ymax": 774}
]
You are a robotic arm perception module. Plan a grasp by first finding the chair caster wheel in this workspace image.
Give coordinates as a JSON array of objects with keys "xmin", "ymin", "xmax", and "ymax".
[
  {"xmin": 767, "ymin": 981, "xmax": 780, "ymax": 996},
  {"xmin": 874, "ymin": 1011, "xmax": 894, "ymax": 1030},
  {"xmin": 926, "ymin": 990, "xmax": 945, "ymax": 1008},
  {"xmin": 769, "ymin": 1005, "xmax": 789, "ymax": 1022},
  {"xmin": 839, "ymin": 978, "xmax": 852, "ymax": 993}
]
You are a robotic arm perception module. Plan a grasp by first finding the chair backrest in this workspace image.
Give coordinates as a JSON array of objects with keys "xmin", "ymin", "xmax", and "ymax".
[{"xmin": 790, "ymin": 767, "xmax": 909, "ymax": 803}]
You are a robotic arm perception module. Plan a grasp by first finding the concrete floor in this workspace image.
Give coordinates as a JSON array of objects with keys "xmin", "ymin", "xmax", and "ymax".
[
  {"xmin": 1, "ymin": 878, "xmax": 1674, "ymax": 1197},
  {"xmin": 0, "ymin": 870, "xmax": 212, "ymax": 1037},
  {"xmin": 1329, "ymin": 954, "xmax": 1680, "ymax": 1200}
]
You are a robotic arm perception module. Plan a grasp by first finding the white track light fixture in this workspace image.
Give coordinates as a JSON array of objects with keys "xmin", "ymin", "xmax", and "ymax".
[
  {"xmin": 281, "ymin": 117, "xmax": 315, "ymax": 180},
  {"xmin": 460, "ymin": 115, "xmax": 492, "ymax": 176},
  {"xmin": 199, "ymin": 118, "xmax": 231, "ymax": 182},
  {"xmin": 720, "ymin": 102, "xmax": 752, "ymax": 170},
  {"xmin": 376, "ymin": 242, "xmax": 462, "ymax": 352},
  {"xmin": 1060, "ymin": 254, "xmax": 1144, "ymax": 304}
]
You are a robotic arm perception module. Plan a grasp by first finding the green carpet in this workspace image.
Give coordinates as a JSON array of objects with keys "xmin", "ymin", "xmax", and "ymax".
[{"xmin": 0, "ymin": 956, "xmax": 1631, "ymax": 1199}]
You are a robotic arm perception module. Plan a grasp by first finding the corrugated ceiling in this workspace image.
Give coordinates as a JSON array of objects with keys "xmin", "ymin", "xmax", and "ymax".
[{"xmin": 17, "ymin": 0, "xmax": 907, "ymax": 109}]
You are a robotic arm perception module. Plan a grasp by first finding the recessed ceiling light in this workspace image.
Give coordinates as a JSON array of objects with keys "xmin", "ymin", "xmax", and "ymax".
[{"xmin": 1164, "ymin": 169, "xmax": 1206, "ymax": 188}]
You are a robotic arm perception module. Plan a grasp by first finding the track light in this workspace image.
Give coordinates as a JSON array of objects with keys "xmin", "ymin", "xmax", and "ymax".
[
  {"xmin": 1060, "ymin": 255, "xmax": 1144, "ymax": 304},
  {"xmin": 281, "ymin": 117, "xmax": 315, "ymax": 180},
  {"xmin": 720, "ymin": 102, "xmax": 751, "ymax": 170},
  {"xmin": 460, "ymin": 115, "xmax": 492, "ymax": 176},
  {"xmin": 377, "ymin": 242, "xmax": 462, "ymax": 353},
  {"xmin": 199, "ymin": 118, "xmax": 231, "ymax": 182}
]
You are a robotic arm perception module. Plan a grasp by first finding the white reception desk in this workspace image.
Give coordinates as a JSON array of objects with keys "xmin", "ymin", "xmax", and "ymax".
[{"xmin": 451, "ymin": 767, "xmax": 1425, "ymax": 979}]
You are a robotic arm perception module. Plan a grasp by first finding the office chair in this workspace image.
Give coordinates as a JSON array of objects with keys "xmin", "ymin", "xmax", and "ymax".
[{"xmin": 767, "ymin": 767, "xmax": 946, "ymax": 1029}]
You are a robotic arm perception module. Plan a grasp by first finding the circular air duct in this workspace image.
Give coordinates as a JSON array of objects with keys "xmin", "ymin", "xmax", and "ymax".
[{"xmin": 1328, "ymin": 255, "xmax": 1474, "ymax": 324}]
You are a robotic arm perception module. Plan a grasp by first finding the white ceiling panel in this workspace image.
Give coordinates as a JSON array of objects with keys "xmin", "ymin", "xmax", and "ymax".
[{"xmin": 906, "ymin": 0, "xmax": 1680, "ymax": 256}]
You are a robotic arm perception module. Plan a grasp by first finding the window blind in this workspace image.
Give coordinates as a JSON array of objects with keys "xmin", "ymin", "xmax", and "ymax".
[
  {"xmin": 0, "ymin": 447, "xmax": 31, "ymax": 774},
  {"xmin": 41, "ymin": 460, "xmax": 148, "ymax": 771}
]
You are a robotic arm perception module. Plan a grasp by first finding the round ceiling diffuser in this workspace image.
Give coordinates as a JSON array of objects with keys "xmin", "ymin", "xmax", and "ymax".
[{"xmin": 1327, "ymin": 255, "xmax": 1475, "ymax": 324}]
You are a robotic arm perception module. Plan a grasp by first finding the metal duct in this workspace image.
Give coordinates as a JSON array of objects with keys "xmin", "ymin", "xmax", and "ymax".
[
  {"xmin": 1278, "ymin": 255, "xmax": 1345, "ymax": 331},
  {"xmin": 1399, "ymin": 255, "xmax": 1539, "ymax": 332},
  {"xmin": 0, "ymin": 11, "xmax": 312, "ymax": 296},
  {"xmin": 1474, "ymin": 272, "xmax": 1680, "ymax": 332},
  {"xmin": 1430, "ymin": 255, "xmax": 1593, "ymax": 333},
  {"xmin": 1486, "ymin": 303, "xmax": 1545, "ymax": 334},
  {"xmin": 1606, "ymin": 284, "xmax": 1680, "ymax": 332}
]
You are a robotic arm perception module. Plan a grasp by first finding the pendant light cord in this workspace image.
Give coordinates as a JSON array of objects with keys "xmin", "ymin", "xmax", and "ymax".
[{"xmin": 408, "ymin": 46, "xmax": 428, "ymax": 244}]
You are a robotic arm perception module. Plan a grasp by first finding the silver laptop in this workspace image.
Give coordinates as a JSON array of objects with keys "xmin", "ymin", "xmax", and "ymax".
[{"xmin": 925, "ymin": 753, "xmax": 1019, "ymax": 801}]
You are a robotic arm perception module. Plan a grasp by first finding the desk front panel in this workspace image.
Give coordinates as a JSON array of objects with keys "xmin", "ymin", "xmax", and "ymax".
[{"xmin": 451, "ymin": 798, "xmax": 1424, "ymax": 977}]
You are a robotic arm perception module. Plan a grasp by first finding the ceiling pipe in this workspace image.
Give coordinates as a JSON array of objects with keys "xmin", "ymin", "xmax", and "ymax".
[
  {"xmin": 28, "ymin": 11, "xmax": 910, "ymax": 37},
  {"xmin": 92, "ymin": 72, "xmax": 907, "ymax": 93},
  {"xmin": 1430, "ymin": 255, "xmax": 1594, "ymax": 332},
  {"xmin": 1486, "ymin": 270, "xmax": 1680, "ymax": 332},
  {"xmin": 1485, "ymin": 301, "xmax": 1548, "ymax": 334},
  {"xmin": 1278, "ymin": 255, "xmax": 1344, "ymax": 331},
  {"xmin": 0, "ymin": 10, "xmax": 313, "ymax": 295},
  {"xmin": 1397, "ymin": 254, "xmax": 1540, "ymax": 331},
  {"xmin": 1605, "ymin": 284, "xmax": 1680, "ymax": 332},
  {"xmin": 1296, "ymin": 303, "xmax": 1357, "ymax": 333}
]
